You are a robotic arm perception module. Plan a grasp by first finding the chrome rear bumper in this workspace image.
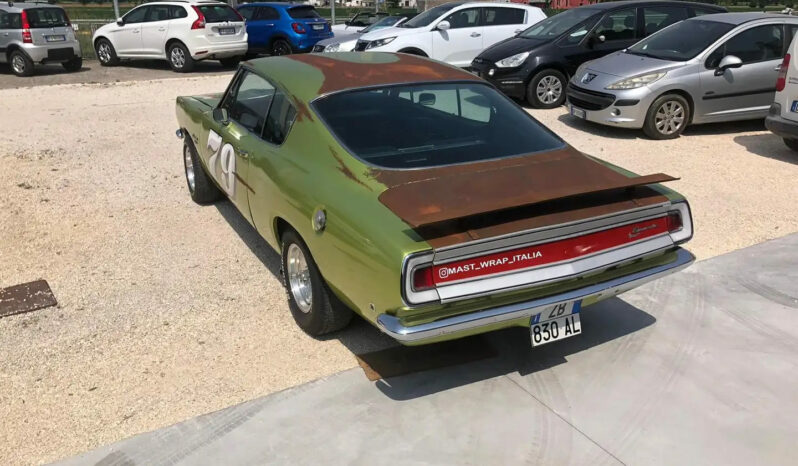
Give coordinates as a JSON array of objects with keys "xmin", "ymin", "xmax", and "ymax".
[{"xmin": 377, "ymin": 248, "xmax": 694, "ymax": 343}]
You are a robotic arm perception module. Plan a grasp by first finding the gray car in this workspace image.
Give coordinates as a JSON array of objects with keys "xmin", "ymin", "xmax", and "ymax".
[
  {"xmin": 566, "ymin": 13, "xmax": 798, "ymax": 139},
  {"xmin": 0, "ymin": 2, "xmax": 82, "ymax": 76},
  {"xmin": 312, "ymin": 15, "xmax": 412, "ymax": 53}
]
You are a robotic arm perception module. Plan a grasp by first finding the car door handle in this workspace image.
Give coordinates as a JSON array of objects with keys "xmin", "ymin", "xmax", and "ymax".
[
  {"xmin": 775, "ymin": 64, "xmax": 783, "ymax": 71},
  {"xmin": 133, "ymin": 30, "xmax": 140, "ymax": 33},
  {"xmin": 470, "ymin": 32, "xmax": 481, "ymax": 38}
]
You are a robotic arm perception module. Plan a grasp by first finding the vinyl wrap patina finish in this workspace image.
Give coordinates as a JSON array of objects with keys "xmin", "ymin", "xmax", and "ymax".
[{"xmin": 175, "ymin": 52, "xmax": 689, "ymax": 344}]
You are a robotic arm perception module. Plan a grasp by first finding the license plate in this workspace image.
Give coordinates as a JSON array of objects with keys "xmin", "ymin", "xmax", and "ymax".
[
  {"xmin": 46, "ymin": 35, "xmax": 66, "ymax": 42},
  {"xmin": 570, "ymin": 105, "xmax": 586, "ymax": 119},
  {"xmin": 791, "ymin": 100, "xmax": 798, "ymax": 113},
  {"xmin": 218, "ymin": 27, "xmax": 235, "ymax": 35},
  {"xmin": 312, "ymin": 24, "xmax": 324, "ymax": 30},
  {"xmin": 530, "ymin": 301, "xmax": 582, "ymax": 347}
]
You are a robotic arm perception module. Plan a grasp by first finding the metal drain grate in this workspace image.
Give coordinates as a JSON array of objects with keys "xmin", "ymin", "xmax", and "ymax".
[{"xmin": 0, "ymin": 280, "xmax": 58, "ymax": 318}]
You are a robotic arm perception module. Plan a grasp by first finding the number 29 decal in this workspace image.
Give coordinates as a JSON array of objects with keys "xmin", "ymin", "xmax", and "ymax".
[{"xmin": 207, "ymin": 129, "xmax": 236, "ymax": 197}]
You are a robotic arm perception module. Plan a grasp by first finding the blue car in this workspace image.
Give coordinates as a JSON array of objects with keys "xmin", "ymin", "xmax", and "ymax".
[{"xmin": 237, "ymin": 3, "xmax": 332, "ymax": 56}]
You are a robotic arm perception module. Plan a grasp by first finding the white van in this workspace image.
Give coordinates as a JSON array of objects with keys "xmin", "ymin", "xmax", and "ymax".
[{"xmin": 766, "ymin": 33, "xmax": 798, "ymax": 151}]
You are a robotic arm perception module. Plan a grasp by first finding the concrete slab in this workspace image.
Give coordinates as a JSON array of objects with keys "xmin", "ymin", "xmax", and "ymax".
[{"xmin": 57, "ymin": 235, "xmax": 798, "ymax": 466}]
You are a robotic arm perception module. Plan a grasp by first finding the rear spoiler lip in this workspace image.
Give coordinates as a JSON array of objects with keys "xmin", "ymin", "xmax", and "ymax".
[{"xmin": 378, "ymin": 173, "xmax": 679, "ymax": 229}]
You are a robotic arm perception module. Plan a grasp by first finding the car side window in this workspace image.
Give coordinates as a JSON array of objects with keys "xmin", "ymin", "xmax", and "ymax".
[
  {"xmin": 0, "ymin": 10, "xmax": 7, "ymax": 28},
  {"xmin": 483, "ymin": 7, "xmax": 525, "ymax": 26},
  {"xmin": 263, "ymin": 91, "xmax": 297, "ymax": 145},
  {"xmin": 123, "ymin": 6, "xmax": 148, "ymax": 24},
  {"xmin": 706, "ymin": 24, "xmax": 783, "ymax": 68},
  {"xmin": 256, "ymin": 7, "xmax": 280, "ymax": 21},
  {"xmin": 594, "ymin": 8, "xmax": 637, "ymax": 42},
  {"xmin": 169, "ymin": 6, "xmax": 187, "ymax": 19},
  {"xmin": 443, "ymin": 8, "xmax": 481, "ymax": 29},
  {"xmin": 146, "ymin": 5, "xmax": 171, "ymax": 22},
  {"xmin": 643, "ymin": 7, "xmax": 688, "ymax": 36},
  {"xmin": 221, "ymin": 71, "xmax": 275, "ymax": 136}
]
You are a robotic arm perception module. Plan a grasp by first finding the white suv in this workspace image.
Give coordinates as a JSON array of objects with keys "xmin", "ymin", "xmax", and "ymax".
[
  {"xmin": 767, "ymin": 34, "xmax": 798, "ymax": 152},
  {"xmin": 92, "ymin": 0, "xmax": 247, "ymax": 72},
  {"xmin": 354, "ymin": 2, "xmax": 545, "ymax": 68}
]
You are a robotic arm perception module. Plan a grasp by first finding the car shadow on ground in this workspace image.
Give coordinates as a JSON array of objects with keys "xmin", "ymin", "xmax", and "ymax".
[
  {"xmin": 115, "ymin": 59, "xmax": 233, "ymax": 74},
  {"xmin": 0, "ymin": 63, "xmax": 92, "ymax": 77},
  {"xmin": 734, "ymin": 133, "xmax": 798, "ymax": 165},
  {"xmin": 556, "ymin": 113, "xmax": 641, "ymax": 140},
  {"xmin": 373, "ymin": 298, "xmax": 656, "ymax": 401}
]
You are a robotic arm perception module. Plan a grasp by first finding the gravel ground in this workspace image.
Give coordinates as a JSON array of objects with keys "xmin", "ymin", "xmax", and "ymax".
[{"xmin": 1, "ymin": 75, "xmax": 797, "ymax": 465}]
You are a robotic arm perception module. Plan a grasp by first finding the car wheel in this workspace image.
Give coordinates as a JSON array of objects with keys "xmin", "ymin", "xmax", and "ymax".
[
  {"xmin": 183, "ymin": 141, "xmax": 222, "ymax": 204},
  {"xmin": 168, "ymin": 42, "xmax": 195, "ymax": 73},
  {"xmin": 62, "ymin": 57, "xmax": 83, "ymax": 72},
  {"xmin": 784, "ymin": 138, "xmax": 798, "ymax": 152},
  {"xmin": 218, "ymin": 56, "xmax": 241, "ymax": 68},
  {"xmin": 526, "ymin": 69, "xmax": 566, "ymax": 109},
  {"xmin": 281, "ymin": 229, "xmax": 353, "ymax": 336},
  {"xmin": 271, "ymin": 39, "xmax": 293, "ymax": 56},
  {"xmin": 644, "ymin": 94, "xmax": 690, "ymax": 140},
  {"xmin": 95, "ymin": 39, "xmax": 119, "ymax": 66},
  {"xmin": 9, "ymin": 50, "xmax": 34, "ymax": 77}
]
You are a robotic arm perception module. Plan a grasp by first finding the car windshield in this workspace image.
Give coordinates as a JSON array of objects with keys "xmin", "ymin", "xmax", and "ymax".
[
  {"xmin": 197, "ymin": 5, "xmax": 241, "ymax": 23},
  {"xmin": 626, "ymin": 20, "xmax": 735, "ymax": 61},
  {"xmin": 24, "ymin": 8, "xmax": 69, "ymax": 28},
  {"xmin": 288, "ymin": 6, "xmax": 321, "ymax": 19},
  {"xmin": 361, "ymin": 15, "xmax": 404, "ymax": 33},
  {"xmin": 520, "ymin": 8, "xmax": 597, "ymax": 39},
  {"xmin": 314, "ymin": 82, "xmax": 564, "ymax": 169},
  {"xmin": 401, "ymin": 3, "xmax": 460, "ymax": 28}
]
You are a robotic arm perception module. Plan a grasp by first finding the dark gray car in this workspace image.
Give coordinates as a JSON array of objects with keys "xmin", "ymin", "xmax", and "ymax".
[
  {"xmin": 0, "ymin": 2, "xmax": 82, "ymax": 76},
  {"xmin": 566, "ymin": 13, "xmax": 798, "ymax": 139}
]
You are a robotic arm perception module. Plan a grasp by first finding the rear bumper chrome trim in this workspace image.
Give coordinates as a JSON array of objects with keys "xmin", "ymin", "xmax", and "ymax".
[{"xmin": 379, "ymin": 247, "xmax": 694, "ymax": 343}]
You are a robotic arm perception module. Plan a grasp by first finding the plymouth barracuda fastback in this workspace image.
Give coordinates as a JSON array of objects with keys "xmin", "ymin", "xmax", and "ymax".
[{"xmin": 175, "ymin": 52, "xmax": 694, "ymax": 346}]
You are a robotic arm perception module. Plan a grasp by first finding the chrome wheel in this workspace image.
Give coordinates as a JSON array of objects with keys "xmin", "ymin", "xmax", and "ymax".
[
  {"xmin": 655, "ymin": 100, "xmax": 685, "ymax": 135},
  {"xmin": 536, "ymin": 75, "xmax": 562, "ymax": 105},
  {"xmin": 286, "ymin": 243, "xmax": 312, "ymax": 313},
  {"xmin": 183, "ymin": 145, "xmax": 195, "ymax": 193},
  {"xmin": 170, "ymin": 47, "xmax": 186, "ymax": 69},
  {"xmin": 97, "ymin": 42, "xmax": 112, "ymax": 63},
  {"xmin": 11, "ymin": 55, "xmax": 26, "ymax": 75}
]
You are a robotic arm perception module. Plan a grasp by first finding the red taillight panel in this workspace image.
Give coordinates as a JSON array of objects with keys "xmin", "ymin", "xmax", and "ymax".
[
  {"xmin": 777, "ymin": 53, "xmax": 790, "ymax": 92},
  {"xmin": 291, "ymin": 22, "xmax": 306, "ymax": 34},
  {"xmin": 431, "ymin": 216, "xmax": 671, "ymax": 285},
  {"xmin": 191, "ymin": 6, "xmax": 206, "ymax": 29},
  {"xmin": 412, "ymin": 266, "xmax": 434, "ymax": 291},
  {"xmin": 666, "ymin": 211, "xmax": 683, "ymax": 233},
  {"xmin": 21, "ymin": 10, "xmax": 32, "ymax": 43}
]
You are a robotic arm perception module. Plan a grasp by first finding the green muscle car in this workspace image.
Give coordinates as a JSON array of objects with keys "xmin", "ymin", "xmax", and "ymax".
[{"xmin": 175, "ymin": 52, "xmax": 695, "ymax": 346}]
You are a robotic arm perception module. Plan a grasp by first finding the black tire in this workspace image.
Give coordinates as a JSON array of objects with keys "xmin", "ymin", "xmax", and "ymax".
[
  {"xmin": 784, "ymin": 138, "xmax": 798, "ymax": 152},
  {"xmin": 643, "ymin": 94, "xmax": 690, "ymax": 140},
  {"xmin": 271, "ymin": 39, "xmax": 293, "ymax": 56},
  {"xmin": 95, "ymin": 38, "xmax": 119, "ymax": 66},
  {"xmin": 62, "ymin": 57, "xmax": 83, "ymax": 72},
  {"xmin": 281, "ymin": 230, "xmax": 353, "ymax": 336},
  {"xmin": 168, "ymin": 42, "xmax": 195, "ymax": 73},
  {"xmin": 219, "ymin": 56, "xmax": 241, "ymax": 68},
  {"xmin": 526, "ymin": 69, "xmax": 567, "ymax": 109},
  {"xmin": 183, "ymin": 141, "xmax": 222, "ymax": 204},
  {"xmin": 9, "ymin": 50, "xmax": 34, "ymax": 77}
]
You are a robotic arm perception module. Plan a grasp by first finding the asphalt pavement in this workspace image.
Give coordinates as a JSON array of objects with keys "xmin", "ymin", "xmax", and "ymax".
[{"xmin": 57, "ymin": 233, "xmax": 798, "ymax": 466}]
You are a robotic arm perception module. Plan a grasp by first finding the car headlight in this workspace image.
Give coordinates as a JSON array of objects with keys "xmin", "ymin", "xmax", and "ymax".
[
  {"xmin": 606, "ymin": 72, "xmax": 666, "ymax": 90},
  {"xmin": 495, "ymin": 51, "xmax": 529, "ymax": 68},
  {"xmin": 366, "ymin": 37, "xmax": 396, "ymax": 49},
  {"xmin": 325, "ymin": 42, "xmax": 340, "ymax": 52}
]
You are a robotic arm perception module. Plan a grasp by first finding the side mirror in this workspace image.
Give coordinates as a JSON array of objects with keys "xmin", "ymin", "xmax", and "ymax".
[
  {"xmin": 715, "ymin": 55, "xmax": 742, "ymax": 76},
  {"xmin": 212, "ymin": 107, "xmax": 229, "ymax": 125},
  {"xmin": 418, "ymin": 92, "xmax": 436, "ymax": 106},
  {"xmin": 116, "ymin": 18, "xmax": 124, "ymax": 26},
  {"xmin": 436, "ymin": 20, "xmax": 451, "ymax": 31}
]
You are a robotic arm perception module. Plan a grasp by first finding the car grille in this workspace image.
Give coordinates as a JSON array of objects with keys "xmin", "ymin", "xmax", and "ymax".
[
  {"xmin": 312, "ymin": 44, "xmax": 325, "ymax": 53},
  {"xmin": 354, "ymin": 40, "xmax": 369, "ymax": 52},
  {"xmin": 566, "ymin": 83, "xmax": 615, "ymax": 111}
]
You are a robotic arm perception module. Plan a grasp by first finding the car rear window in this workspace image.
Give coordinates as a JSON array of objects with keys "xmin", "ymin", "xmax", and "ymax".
[
  {"xmin": 24, "ymin": 8, "xmax": 69, "ymax": 28},
  {"xmin": 314, "ymin": 82, "xmax": 564, "ymax": 169},
  {"xmin": 288, "ymin": 6, "xmax": 321, "ymax": 19},
  {"xmin": 198, "ymin": 5, "xmax": 242, "ymax": 23}
]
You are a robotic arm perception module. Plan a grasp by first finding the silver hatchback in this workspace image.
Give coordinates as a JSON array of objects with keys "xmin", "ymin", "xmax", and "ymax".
[
  {"xmin": 566, "ymin": 13, "xmax": 798, "ymax": 139},
  {"xmin": 0, "ymin": 2, "xmax": 82, "ymax": 76}
]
